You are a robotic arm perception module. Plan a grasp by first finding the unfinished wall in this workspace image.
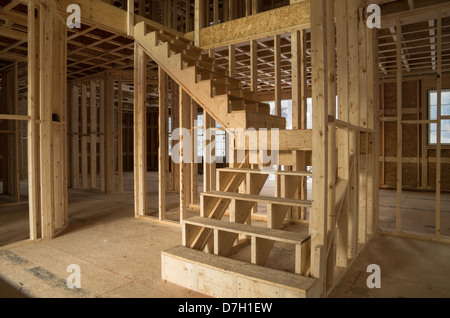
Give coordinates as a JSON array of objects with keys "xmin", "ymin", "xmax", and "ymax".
[{"xmin": 380, "ymin": 75, "xmax": 450, "ymax": 191}]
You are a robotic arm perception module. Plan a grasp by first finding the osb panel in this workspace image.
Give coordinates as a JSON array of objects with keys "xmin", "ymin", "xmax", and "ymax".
[
  {"xmin": 385, "ymin": 122, "xmax": 397, "ymax": 157},
  {"xmin": 403, "ymin": 163, "xmax": 418, "ymax": 188},
  {"xmin": 383, "ymin": 83, "xmax": 397, "ymax": 110},
  {"xmin": 199, "ymin": 1, "xmax": 310, "ymax": 48},
  {"xmin": 403, "ymin": 123, "xmax": 418, "ymax": 157},
  {"xmin": 385, "ymin": 162, "xmax": 397, "ymax": 186}
]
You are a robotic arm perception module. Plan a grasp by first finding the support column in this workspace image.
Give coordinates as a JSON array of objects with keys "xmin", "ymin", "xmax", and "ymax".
[{"xmin": 134, "ymin": 43, "xmax": 147, "ymax": 217}]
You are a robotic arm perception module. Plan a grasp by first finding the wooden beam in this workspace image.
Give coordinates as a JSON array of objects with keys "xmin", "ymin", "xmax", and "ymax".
[
  {"xmin": 180, "ymin": 88, "xmax": 191, "ymax": 222},
  {"xmin": 436, "ymin": 11, "xmax": 442, "ymax": 239},
  {"xmin": 27, "ymin": 0, "xmax": 39, "ymax": 240},
  {"xmin": 71, "ymin": 83, "xmax": 80, "ymax": 188},
  {"xmin": 159, "ymin": 67, "xmax": 168, "ymax": 220},
  {"xmin": 81, "ymin": 82, "xmax": 88, "ymax": 189},
  {"xmin": 104, "ymin": 73, "xmax": 115, "ymax": 193},
  {"xmin": 90, "ymin": 81, "xmax": 97, "ymax": 189},
  {"xmin": 127, "ymin": 0, "xmax": 134, "ymax": 37},
  {"xmin": 134, "ymin": 44, "xmax": 147, "ymax": 217},
  {"xmin": 396, "ymin": 18, "xmax": 402, "ymax": 234},
  {"xmin": 335, "ymin": 0, "xmax": 349, "ymax": 268},
  {"xmin": 194, "ymin": 0, "xmax": 204, "ymax": 46},
  {"xmin": 310, "ymin": 0, "xmax": 328, "ymax": 289},
  {"xmin": 185, "ymin": 1, "xmax": 311, "ymax": 49},
  {"xmin": 274, "ymin": 34, "xmax": 281, "ymax": 117},
  {"xmin": 250, "ymin": 40, "xmax": 258, "ymax": 100}
]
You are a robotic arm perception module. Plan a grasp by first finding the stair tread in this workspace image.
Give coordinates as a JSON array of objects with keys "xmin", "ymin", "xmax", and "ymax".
[
  {"xmin": 202, "ymin": 191, "xmax": 312, "ymax": 208},
  {"xmin": 185, "ymin": 216, "xmax": 310, "ymax": 244},
  {"xmin": 163, "ymin": 246, "xmax": 319, "ymax": 293},
  {"xmin": 217, "ymin": 167, "xmax": 312, "ymax": 177}
]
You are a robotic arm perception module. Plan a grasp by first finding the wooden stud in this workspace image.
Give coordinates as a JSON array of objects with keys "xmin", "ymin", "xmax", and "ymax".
[
  {"xmin": 180, "ymin": 88, "xmax": 191, "ymax": 222},
  {"xmin": 190, "ymin": 100, "xmax": 199, "ymax": 205},
  {"xmin": 81, "ymin": 82, "xmax": 88, "ymax": 189},
  {"xmin": 159, "ymin": 67, "xmax": 168, "ymax": 220},
  {"xmin": 104, "ymin": 73, "xmax": 115, "ymax": 193},
  {"xmin": 310, "ymin": 0, "xmax": 328, "ymax": 285},
  {"xmin": 71, "ymin": 83, "xmax": 80, "ymax": 188},
  {"xmin": 134, "ymin": 44, "xmax": 147, "ymax": 217},
  {"xmin": 27, "ymin": 0, "xmax": 39, "ymax": 240},
  {"xmin": 274, "ymin": 34, "xmax": 281, "ymax": 117},
  {"xmin": 195, "ymin": 0, "xmax": 204, "ymax": 46},
  {"xmin": 99, "ymin": 79, "xmax": 106, "ymax": 192},
  {"xmin": 335, "ymin": 0, "xmax": 349, "ymax": 268},
  {"xmin": 396, "ymin": 18, "xmax": 402, "ymax": 234},
  {"xmin": 118, "ymin": 82, "xmax": 123, "ymax": 193},
  {"xmin": 90, "ymin": 81, "xmax": 97, "ymax": 189},
  {"xmin": 250, "ymin": 40, "xmax": 258, "ymax": 100},
  {"xmin": 436, "ymin": 12, "xmax": 442, "ymax": 238}
]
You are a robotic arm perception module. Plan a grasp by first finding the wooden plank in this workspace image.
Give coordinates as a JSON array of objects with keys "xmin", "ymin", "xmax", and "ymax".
[
  {"xmin": 228, "ymin": 44, "xmax": 235, "ymax": 78},
  {"xmin": 250, "ymin": 40, "xmax": 258, "ymax": 100},
  {"xmin": 436, "ymin": 12, "xmax": 442, "ymax": 238},
  {"xmin": 104, "ymin": 73, "xmax": 115, "ymax": 193},
  {"xmin": 185, "ymin": 217, "xmax": 310, "ymax": 244},
  {"xmin": 347, "ymin": 0, "xmax": 359, "ymax": 259},
  {"xmin": 180, "ymin": 88, "xmax": 191, "ymax": 222},
  {"xmin": 396, "ymin": 18, "xmax": 402, "ymax": 234},
  {"xmin": 188, "ymin": 1, "xmax": 311, "ymax": 49},
  {"xmin": 194, "ymin": 0, "xmax": 204, "ymax": 46},
  {"xmin": 39, "ymin": 4, "xmax": 54, "ymax": 238},
  {"xmin": 190, "ymin": 100, "xmax": 199, "ymax": 204},
  {"xmin": 118, "ymin": 82, "xmax": 123, "ymax": 193},
  {"xmin": 159, "ymin": 67, "xmax": 168, "ymax": 220},
  {"xmin": 202, "ymin": 191, "xmax": 312, "ymax": 208},
  {"xmin": 134, "ymin": 44, "xmax": 147, "ymax": 217},
  {"xmin": 217, "ymin": 167, "xmax": 312, "ymax": 177},
  {"xmin": 99, "ymin": 79, "xmax": 105, "ymax": 192},
  {"xmin": 162, "ymin": 246, "xmax": 320, "ymax": 298},
  {"xmin": 81, "ymin": 82, "xmax": 88, "ymax": 189},
  {"xmin": 335, "ymin": 0, "xmax": 349, "ymax": 268},
  {"xmin": 325, "ymin": 0, "xmax": 336, "ymax": 293},
  {"xmin": 71, "ymin": 83, "xmax": 80, "ymax": 188},
  {"xmin": 27, "ymin": 0, "xmax": 39, "ymax": 240},
  {"xmin": 90, "ymin": 81, "xmax": 97, "ymax": 189},
  {"xmin": 310, "ymin": 0, "xmax": 328, "ymax": 284},
  {"xmin": 127, "ymin": 0, "xmax": 134, "ymax": 36},
  {"xmin": 274, "ymin": 34, "xmax": 281, "ymax": 117}
]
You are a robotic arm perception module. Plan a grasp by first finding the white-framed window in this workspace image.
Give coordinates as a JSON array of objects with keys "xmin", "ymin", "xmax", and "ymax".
[{"xmin": 428, "ymin": 89, "xmax": 450, "ymax": 145}]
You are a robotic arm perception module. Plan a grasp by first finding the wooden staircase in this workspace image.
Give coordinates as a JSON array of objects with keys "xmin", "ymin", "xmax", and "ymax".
[
  {"xmin": 133, "ymin": 21, "xmax": 286, "ymax": 131},
  {"xmin": 133, "ymin": 21, "xmax": 319, "ymax": 298}
]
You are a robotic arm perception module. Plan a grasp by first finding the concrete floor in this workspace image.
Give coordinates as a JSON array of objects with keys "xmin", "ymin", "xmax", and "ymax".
[{"xmin": 0, "ymin": 172, "xmax": 449, "ymax": 298}]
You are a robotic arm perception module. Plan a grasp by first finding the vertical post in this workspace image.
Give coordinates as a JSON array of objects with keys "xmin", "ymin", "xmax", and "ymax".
[
  {"xmin": 335, "ymin": 0, "xmax": 349, "ymax": 268},
  {"xmin": 310, "ymin": 0, "xmax": 328, "ymax": 291},
  {"xmin": 39, "ymin": 4, "xmax": 54, "ymax": 238},
  {"xmin": 436, "ymin": 12, "xmax": 442, "ymax": 238},
  {"xmin": 274, "ymin": 34, "xmax": 281, "ymax": 117},
  {"xmin": 71, "ymin": 83, "xmax": 79, "ymax": 189},
  {"xmin": 99, "ymin": 80, "xmax": 106, "ymax": 192},
  {"xmin": 28, "ymin": 0, "xmax": 39, "ymax": 240},
  {"xmin": 127, "ymin": 0, "xmax": 135, "ymax": 37},
  {"xmin": 325, "ymin": 0, "xmax": 336, "ymax": 292},
  {"xmin": 396, "ymin": 18, "xmax": 402, "ymax": 234},
  {"xmin": 190, "ymin": 100, "xmax": 198, "ymax": 204},
  {"xmin": 134, "ymin": 44, "xmax": 147, "ymax": 217},
  {"xmin": 105, "ymin": 73, "xmax": 115, "ymax": 193},
  {"xmin": 347, "ymin": 0, "xmax": 359, "ymax": 258},
  {"xmin": 186, "ymin": 0, "xmax": 191, "ymax": 32},
  {"xmin": 81, "ymin": 82, "xmax": 88, "ymax": 189},
  {"xmin": 250, "ymin": 40, "xmax": 258, "ymax": 100},
  {"xmin": 118, "ymin": 82, "xmax": 123, "ymax": 193},
  {"xmin": 180, "ymin": 88, "xmax": 191, "ymax": 222},
  {"xmin": 213, "ymin": 0, "xmax": 219, "ymax": 24},
  {"xmin": 228, "ymin": 44, "xmax": 236, "ymax": 78},
  {"xmin": 90, "ymin": 81, "xmax": 97, "ymax": 189},
  {"xmin": 194, "ymin": 0, "xmax": 204, "ymax": 47},
  {"xmin": 159, "ymin": 67, "xmax": 168, "ymax": 220}
]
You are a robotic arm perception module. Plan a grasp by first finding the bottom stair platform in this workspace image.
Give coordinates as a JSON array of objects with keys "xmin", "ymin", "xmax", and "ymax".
[{"xmin": 161, "ymin": 246, "xmax": 321, "ymax": 298}]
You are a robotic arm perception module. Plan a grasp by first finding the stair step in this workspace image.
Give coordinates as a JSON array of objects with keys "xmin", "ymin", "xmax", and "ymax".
[
  {"xmin": 184, "ymin": 216, "xmax": 310, "ymax": 244},
  {"xmin": 202, "ymin": 191, "xmax": 312, "ymax": 208},
  {"xmin": 218, "ymin": 167, "xmax": 312, "ymax": 177},
  {"xmin": 168, "ymin": 43, "xmax": 215, "ymax": 64},
  {"xmin": 161, "ymin": 246, "xmax": 320, "ymax": 298}
]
